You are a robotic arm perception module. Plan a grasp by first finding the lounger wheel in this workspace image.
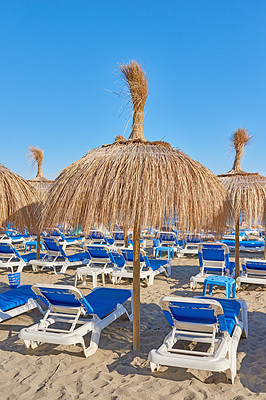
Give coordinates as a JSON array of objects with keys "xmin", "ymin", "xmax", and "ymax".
[{"xmin": 190, "ymin": 281, "xmax": 196, "ymax": 290}]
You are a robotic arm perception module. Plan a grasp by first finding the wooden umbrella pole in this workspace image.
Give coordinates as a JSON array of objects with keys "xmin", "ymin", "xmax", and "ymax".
[
  {"xmin": 36, "ymin": 233, "xmax": 41, "ymax": 260},
  {"xmin": 235, "ymin": 217, "xmax": 240, "ymax": 278},
  {"xmin": 133, "ymin": 215, "xmax": 140, "ymax": 351}
]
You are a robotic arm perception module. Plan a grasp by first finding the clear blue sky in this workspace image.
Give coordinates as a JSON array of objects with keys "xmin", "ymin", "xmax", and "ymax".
[{"xmin": 1, "ymin": 1, "xmax": 265, "ymax": 180}]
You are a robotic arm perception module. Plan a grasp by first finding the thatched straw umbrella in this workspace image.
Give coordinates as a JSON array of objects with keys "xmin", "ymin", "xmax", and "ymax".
[
  {"xmin": 43, "ymin": 61, "xmax": 229, "ymax": 350},
  {"xmin": 218, "ymin": 129, "xmax": 266, "ymax": 275},
  {"xmin": 27, "ymin": 147, "xmax": 53, "ymax": 258},
  {"xmin": 0, "ymin": 163, "xmax": 37, "ymax": 231}
]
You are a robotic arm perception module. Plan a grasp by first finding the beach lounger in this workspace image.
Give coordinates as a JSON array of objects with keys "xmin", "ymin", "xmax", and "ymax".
[
  {"xmin": 110, "ymin": 248, "xmax": 171, "ymax": 287},
  {"xmin": 177, "ymin": 236, "xmax": 202, "ymax": 257},
  {"xmin": 88, "ymin": 230, "xmax": 109, "ymax": 245},
  {"xmin": 74, "ymin": 245, "xmax": 115, "ymax": 288},
  {"xmin": 29, "ymin": 238, "xmax": 90, "ymax": 274},
  {"xmin": 153, "ymin": 231, "xmax": 179, "ymax": 256},
  {"xmin": 148, "ymin": 296, "xmax": 248, "ymax": 383},
  {"xmin": 19, "ymin": 284, "xmax": 133, "ymax": 357},
  {"xmin": 236, "ymin": 258, "xmax": 266, "ymax": 289},
  {"xmin": 0, "ymin": 243, "xmax": 43, "ymax": 273},
  {"xmin": 53, "ymin": 228, "xmax": 85, "ymax": 250},
  {"xmin": 190, "ymin": 243, "xmax": 235, "ymax": 289},
  {"xmin": 0, "ymin": 285, "xmax": 44, "ymax": 322}
]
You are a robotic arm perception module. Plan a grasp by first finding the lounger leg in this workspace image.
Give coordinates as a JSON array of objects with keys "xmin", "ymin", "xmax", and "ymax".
[
  {"xmin": 92, "ymin": 273, "xmax": 97, "ymax": 288},
  {"xmin": 150, "ymin": 362, "xmax": 160, "ymax": 372},
  {"xmin": 101, "ymin": 272, "xmax": 105, "ymax": 286}
]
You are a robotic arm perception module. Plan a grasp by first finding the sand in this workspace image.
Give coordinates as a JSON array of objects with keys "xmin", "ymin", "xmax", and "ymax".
[{"xmin": 0, "ymin": 242, "xmax": 265, "ymax": 400}]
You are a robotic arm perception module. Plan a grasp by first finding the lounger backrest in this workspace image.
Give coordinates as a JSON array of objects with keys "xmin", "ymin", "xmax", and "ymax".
[
  {"xmin": 0, "ymin": 243, "xmax": 21, "ymax": 259},
  {"xmin": 89, "ymin": 231, "xmax": 105, "ymax": 240},
  {"xmin": 242, "ymin": 259, "xmax": 266, "ymax": 273},
  {"xmin": 86, "ymin": 245, "xmax": 110, "ymax": 260},
  {"xmin": 43, "ymin": 238, "xmax": 66, "ymax": 257},
  {"xmin": 198, "ymin": 243, "xmax": 229, "ymax": 270},
  {"xmin": 32, "ymin": 284, "xmax": 95, "ymax": 314},
  {"xmin": 185, "ymin": 236, "xmax": 202, "ymax": 244},
  {"xmin": 158, "ymin": 232, "xmax": 177, "ymax": 244},
  {"xmin": 119, "ymin": 249, "xmax": 146, "ymax": 263},
  {"xmin": 108, "ymin": 251, "xmax": 125, "ymax": 268},
  {"xmin": 160, "ymin": 297, "xmax": 228, "ymax": 334},
  {"xmin": 112, "ymin": 231, "xmax": 124, "ymax": 241}
]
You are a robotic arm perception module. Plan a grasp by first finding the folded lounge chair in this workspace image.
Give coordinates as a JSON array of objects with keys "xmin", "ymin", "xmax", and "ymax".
[
  {"xmin": 148, "ymin": 296, "xmax": 248, "ymax": 383},
  {"xmin": 110, "ymin": 248, "xmax": 171, "ymax": 287},
  {"xmin": 236, "ymin": 258, "xmax": 266, "ymax": 289},
  {"xmin": 190, "ymin": 243, "xmax": 235, "ymax": 289},
  {"xmin": 29, "ymin": 238, "xmax": 90, "ymax": 274},
  {"xmin": 0, "ymin": 243, "xmax": 43, "ymax": 273},
  {"xmin": 19, "ymin": 284, "xmax": 133, "ymax": 357},
  {"xmin": 0, "ymin": 285, "xmax": 44, "ymax": 322},
  {"xmin": 74, "ymin": 245, "xmax": 115, "ymax": 288}
]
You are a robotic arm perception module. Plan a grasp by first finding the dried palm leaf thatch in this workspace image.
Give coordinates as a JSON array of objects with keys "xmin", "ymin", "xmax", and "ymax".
[
  {"xmin": 218, "ymin": 128, "xmax": 266, "ymax": 223},
  {"xmin": 27, "ymin": 146, "xmax": 53, "ymax": 196},
  {"xmin": 0, "ymin": 163, "xmax": 37, "ymax": 230},
  {"xmin": 44, "ymin": 141, "xmax": 229, "ymax": 234},
  {"xmin": 120, "ymin": 60, "xmax": 148, "ymax": 140},
  {"xmin": 27, "ymin": 146, "xmax": 54, "ymax": 235},
  {"xmin": 218, "ymin": 128, "xmax": 266, "ymax": 274}
]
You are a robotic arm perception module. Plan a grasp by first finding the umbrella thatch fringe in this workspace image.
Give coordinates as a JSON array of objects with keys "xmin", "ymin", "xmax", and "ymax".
[
  {"xmin": 43, "ymin": 141, "xmax": 229, "ymax": 234},
  {"xmin": 120, "ymin": 61, "xmax": 148, "ymax": 141},
  {"xmin": 0, "ymin": 163, "xmax": 38, "ymax": 230}
]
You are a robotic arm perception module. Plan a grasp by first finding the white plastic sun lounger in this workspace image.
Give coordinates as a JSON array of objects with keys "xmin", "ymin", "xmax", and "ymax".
[
  {"xmin": 29, "ymin": 238, "xmax": 91, "ymax": 274},
  {"xmin": 190, "ymin": 243, "xmax": 235, "ymax": 289},
  {"xmin": 19, "ymin": 284, "xmax": 133, "ymax": 357},
  {"xmin": 236, "ymin": 258, "xmax": 266, "ymax": 289},
  {"xmin": 74, "ymin": 245, "xmax": 115, "ymax": 288},
  {"xmin": 148, "ymin": 296, "xmax": 248, "ymax": 383},
  {"xmin": 110, "ymin": 248, "xmax": 170, "ymax": 287},
  {"xmin": 0, "ymin": 285, "xmax": 44, "ymax": 322}
]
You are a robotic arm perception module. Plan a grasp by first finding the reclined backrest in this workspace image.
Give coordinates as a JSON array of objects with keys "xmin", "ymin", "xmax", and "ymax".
[
  {"xmin": 0, "ymin": 243, "xmax": 21, "ymax": 259},
  {"xmin": 86, "ymin": 245, "xmax": 110, "ymax": 259},
  {"xmin": 32, "ymin": 284, "xmax": 94, "ymax": 314},
  {"xmin": 108, "ymin": 251, "xmax": 125, "ymax": 268},
  {"xmin": 160, "ymin": 297, "xmax": 228, "ymax": 334},
  {"xmin": 242, "ymin": 259, "xmax": 266, "ymax": 273},
  {"xmin": 119, "ymin": 248, "xmax": 146, "ymax": 263},
  {"xmin": 43, "ymin": 237, "xmax": 66, "ymax": 257},
  {"xmin": 198, "ymin": 243, "xmax": 229, "ymax": 269},
  {"xmin": 112, "ymin": 231, "xmax": 124, "ymax": 241},
  {"xmin": 90, "ymin": 231, "xmax": 105, "ymax": 240}
]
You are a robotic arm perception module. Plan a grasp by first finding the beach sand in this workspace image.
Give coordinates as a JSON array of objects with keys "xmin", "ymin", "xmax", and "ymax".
[{"xmin": 0, "ymin": 242, "xmax": 265, "ymax": 399}]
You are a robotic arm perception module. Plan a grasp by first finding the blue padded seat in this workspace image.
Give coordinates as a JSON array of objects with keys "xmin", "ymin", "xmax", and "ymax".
[{"xmin": 0, "ymin": 285, "xmax": 38, "ymax": 312}]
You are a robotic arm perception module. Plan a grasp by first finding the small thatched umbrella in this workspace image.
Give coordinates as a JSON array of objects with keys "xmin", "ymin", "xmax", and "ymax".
[
  {"xmin": 218, "ymin": 129, "xmax": 266, "ymax": 275},
  {"xmin": 27, "ymin": 146, "xmax": 53, "ymax": 258},
  {"xmin": 43, "ymin": 61, "xmax": 229, "ymax": 349},
  {"xmin": 0, "ymin": 163, "xmax": 37, "ymax": 231}
]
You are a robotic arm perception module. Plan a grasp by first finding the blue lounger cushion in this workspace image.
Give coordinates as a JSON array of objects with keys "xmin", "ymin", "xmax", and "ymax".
[
  {"xmin": 164, "ymin": 297, "xmax": 241, "ymax": 336},
  {"xmin": 146, "ymin": 259, "xmax": 168, "ymax": 270},
  {"xmin": 243, "ymin": 261, "xmax": 266, "ymax": 272},
  {"xmin": 0, "ymin": 285, "xmax": 38, "ymax": 312},
  {"xmin": 66, "ymin": 252, "xmax": 91, "ymax": 263},
  {"xmin": 36, "ymin": 287, "xmax": 131, "ymax": 319}
]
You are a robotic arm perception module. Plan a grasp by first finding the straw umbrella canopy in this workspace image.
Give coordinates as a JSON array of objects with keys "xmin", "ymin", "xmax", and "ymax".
[
  {"xmin": 27, "ymin": 146, "xmax": 53, "ymax": 258},
  {"xmin": 43, "ymin": 61, "xmax": 229, "ymax": 350},
  {"xmin": 218, "ymin": 129, "xmax": 266, "ymax": 275},
  {"xmin": 0, "ymin": 162, "xmax": 37, "ymax": 232}
]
